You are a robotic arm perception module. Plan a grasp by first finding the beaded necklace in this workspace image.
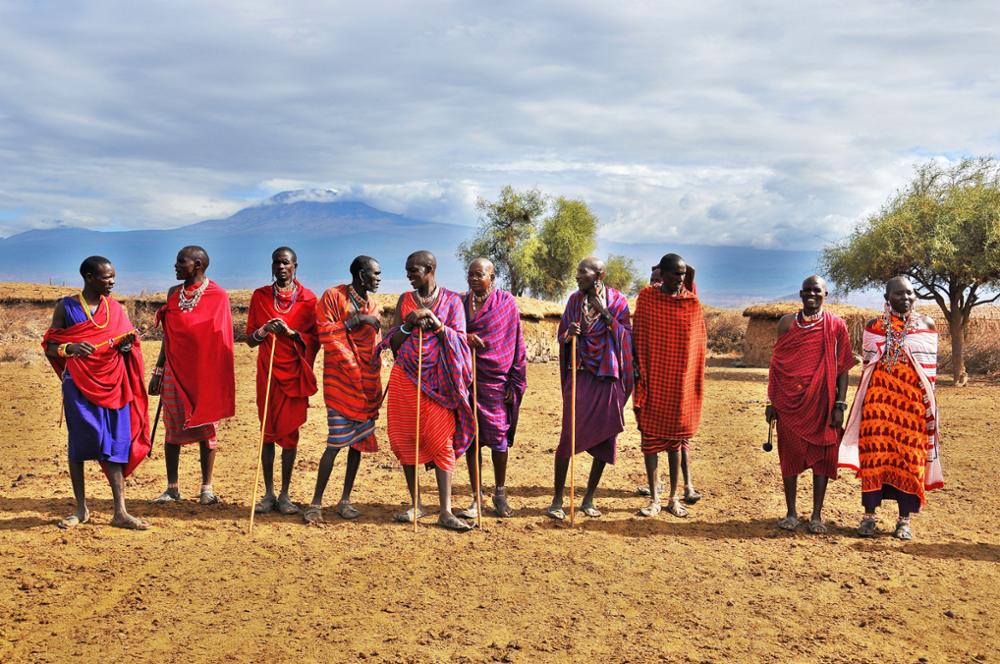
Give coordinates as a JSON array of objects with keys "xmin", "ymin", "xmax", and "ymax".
[
  {"xmin": 77, "ymin": 292, "xmax": 110, "ymax": 329},
  {"xmin": 272, "ymin": 281, "xmax": 298, "ymax": 315},
  {"xmin": 795, "ymin": 309, "xmax": 824, "ymax": 329},
  {"xmin": 469, "ymin": 287, "xmax": 492, "ymax": 318},
  {"xmin": 880, "ymin": 305, "xmax": 916, "ymax": 372},
  {"xmin": 581, "ymin": 283, "xmax": 607, "ymax": 331},
  {"xmin": 414, "ymin": 284, "xmax": 439, "ymax": 308},
  {"xmin": 347, "ymin": 284, "xmax": 367, "ymax": 313},
  {"xmin": 178, "ymin": 278, "xmax": 210, "ymax": 313}
]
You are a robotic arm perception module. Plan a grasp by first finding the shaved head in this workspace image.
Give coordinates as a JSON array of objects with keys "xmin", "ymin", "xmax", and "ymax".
[
  {"xmin": 180, "ymin": 245, "xmax": 210, "ymax": 269},
  {"xmin": 407, "ymin": 250, "xmax": 436, "ymax": 272},
  {"xmin": 469, "ymin": 257, "xmax": 495, "ymax": 276},
  {"xmin": 801, "ymin": 275, "xmax": 827, "ymax": 292},
  {"xmin": 886, "ymin": 275, "xmax": 912, "ymax": 294},
  {"xmin": 580, "ymin": 256, "xmax": 606, "ymax": 275}
]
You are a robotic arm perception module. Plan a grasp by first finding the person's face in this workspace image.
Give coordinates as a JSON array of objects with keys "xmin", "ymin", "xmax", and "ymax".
[
  {"xmin": 799, "ymin": 278, "xmax": 826, "ymax": 314},
  {"xmin": 886, "ymin": 279, "xmax": 916, "ymax": 315},
  {"xmin": 361, "ymin": 261, "xmax": 382, "ymax": 293},
  {"xmin": 650, "ymin": 268, "xmax": 662, "ymax": 287},
  {"xmin": 271, "ymin": 251, "xmax": 296, "ymax": 284},
  {"xmin": 85, "ymin": 263, "xmax": 116, "ymax": 296},
  {"xmin": 576, "ymin": 262, "xmax": 600, "ymax": 293},
  {"xmin": 175, "ymin": 251, "xmax": 198, "ymax": 281},
  {"xmin": 467, "ymin": 262, "xmax": 493, "ymax": 296},
  {"xmin": 661, "ymin": 260, "xmax": 687, "ymax": 292},
  {"xmin": 406, "ymin": 258, "xmax": 432, "ymax": 290}
]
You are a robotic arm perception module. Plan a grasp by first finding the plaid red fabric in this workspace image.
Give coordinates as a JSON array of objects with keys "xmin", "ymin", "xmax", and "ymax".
[
  {"xmin": 640, "ymin": 435, "xmax": 689, "ymax": 454},
  {"xmin": 632, "ymin": 285, "xmax": 707, "ymax": 440}
]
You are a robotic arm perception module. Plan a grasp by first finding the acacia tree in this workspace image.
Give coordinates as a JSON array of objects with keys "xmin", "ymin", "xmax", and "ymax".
[
  {"xmin": 526, "ymin": 197, "xmax": 598, "ymax": 300},
  {"xmin": 457, "ymin": 186, "xmax": 547, "ymax": 296},
  {"xmin": 604, "ymin": 254, "xmax": 643, "ymax": 295},
  {"xmin": 823, "ymin": 157, "xmax": 1000, "ymax": 385}
]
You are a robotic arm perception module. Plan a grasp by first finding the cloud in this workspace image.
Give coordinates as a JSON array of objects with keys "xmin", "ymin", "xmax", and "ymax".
[{"xmin": 0, "ymin": 1, "xmax": 998, "ymax": 247}]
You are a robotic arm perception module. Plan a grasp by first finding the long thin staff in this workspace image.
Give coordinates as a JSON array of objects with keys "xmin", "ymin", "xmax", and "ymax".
[
  {"xmin": 248, "ymin": 336, "xmax": 278, "ymax": 537},
  {"xmin": 472, "ymin": 349, "xmax": 482, "ymax": 530},
  {"xmin": 570, "ymin": 335, "xmax": 577, "ymax": 526},
  {"xmin": 414, "ymin": 328, "xmax": 423, "ymax": 533},
  {"xmin": 149, "ymin": 398, "xmax": 163, "ymax": 456}
]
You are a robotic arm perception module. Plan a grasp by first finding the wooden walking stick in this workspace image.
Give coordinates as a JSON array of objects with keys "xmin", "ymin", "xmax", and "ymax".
[
  {"xmin": 248, "ymin": 336, "xmax": 278, "ymax": 537},
  {"xmin": 570, "ymin": 334, "xmax": 577, "ymax": 526},
  {"xmin": 149, "ymin": 398, "xmax": 163, "ymax": 455},
  {"xmin": 472, "ymin": 349, "xmax": 482, "ymax": 530},
  {"xmin": 414, "ymin": 328, "xmax": 423, "ymax": 532}
]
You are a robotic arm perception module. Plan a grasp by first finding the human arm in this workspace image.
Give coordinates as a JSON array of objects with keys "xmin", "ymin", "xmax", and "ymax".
[
  {"xmin": 828, "ymin": 369, "xmax": 849, "ymax": 428},
  {"xmin": 44, "ymin": 300, "xmax": 97, "ymax": 359}
]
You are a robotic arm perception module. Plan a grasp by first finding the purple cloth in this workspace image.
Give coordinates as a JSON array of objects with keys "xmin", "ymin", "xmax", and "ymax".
[
  {"xmin": 464, "ymin": 289, "xmax": 527, "ymax": 452},
  {"xmin": 556, "ymin": 370, "xmax": 625, "ymax": 463},
  {"xmin": 374, "ymin": 288, "xmax": 475, "ymax": 456},
  {"xmin": 62, "ymin": 297, "xmax": 131, "ymax": 463}
]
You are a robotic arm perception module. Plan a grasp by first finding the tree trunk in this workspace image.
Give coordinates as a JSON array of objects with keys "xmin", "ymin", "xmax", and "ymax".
[{"xmin": 948, "ymin": 310, "xmax": 968, "ymax": 386}]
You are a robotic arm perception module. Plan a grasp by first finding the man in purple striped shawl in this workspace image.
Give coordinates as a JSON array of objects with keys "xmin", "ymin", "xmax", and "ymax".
[
  {"xmin": 546, "ymin": 257, "xmax": 634, "ymax": 520},
  {"xmin": 455, "ymin": 258, "xmax": 527, "ymax": 519}
]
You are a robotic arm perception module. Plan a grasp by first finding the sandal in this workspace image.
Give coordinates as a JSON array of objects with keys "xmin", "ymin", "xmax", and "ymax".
[
  {"xmin": 777, "ymin": 515, "xmax": 800, "ymax": 531},
  {"xmin": 276, "ymin": 495, "xmax": 300, "ymax": 515},
  {"xmin": 665, "ymin": 498, "xmax": 689, "ymax": 518},
  {"xmin": 636, "ymin": 483, "xmax": 665, "ymax": 497},
  {"xmin": 199, "ymin": 489, "xmax": 220, "ymax": 506},
  {"xmin": 303, "ymin": 505, "xmax": 324, "ymax": 525},
  {"xmin": 581, "ymin": 504, "xmax": 602, "ymax": 518},
  {"xmin": 857, "ymin": 515, "xmax": 877, "ymax": 537},
  {"xmin": 894, "ymin": 520, "xmax": 913, "ymax": 541},
  {"xmin": 544, "ymin": 505, "xmax": 566, "ymax": 521},
  {"xmin": 638, "ymin": 501, "xmax": 661, "ymax": 517},
  {"xmin": 684, "ymin": 487, "xmax": 703, "ymax": 505},
  {"xmin": 153, "ymin": 490, "xmax": 181, "ymax": 504},
  {"xmin": 336, "ymin": 502, "xmax": 361, "ymax": 520},
  {"xmin": 254, "ymin": 494, "xmax": 277, "ymax": 514},
  {"xmin": 807, "ymin": 519, "xmax": 828, "ymax": 535},
  {"xmin": 57, "ymin": 510, "xmax": 90, "ymax": 529},
  {"xmin": 492, "ymin": 493, "xmax": 514, "ymax": 518}
]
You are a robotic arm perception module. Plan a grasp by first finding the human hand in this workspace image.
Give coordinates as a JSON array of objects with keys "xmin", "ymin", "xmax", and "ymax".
[
  {"xmin": 765, "ymin": 404, "xmax": 778, "ymax": 424},
  {"xmin": 567, "ymin": 322, "xmax": 582, "ymax": 337},
  {"xmin": 829, "ymin": 406, "xmax": 845, "ymax": 429},
  {"xmin": 117, "ymin": 333, "xmax": 136, "ymax": 354},
  {"xmin": 148, "ymin": 372, "xmax": 163, "ymax": 396},
  {"xmin": 467, "ymin": 333, "xmax": 486, "ymax": 350},
  {"xmin": 70, "ymin": 342, "xmax": 96, "ymax": 358}
]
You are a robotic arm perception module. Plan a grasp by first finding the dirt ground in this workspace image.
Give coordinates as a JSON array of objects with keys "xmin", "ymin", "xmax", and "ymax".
[{"xmin": 0, "ymin": 340, "xmax": 997, "ymax": 663}]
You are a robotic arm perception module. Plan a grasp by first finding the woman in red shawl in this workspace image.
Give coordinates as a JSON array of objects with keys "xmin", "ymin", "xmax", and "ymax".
[
  {"xmin": 42, "ymin": 256, "xmax": 150, "ymax": 530},
  {"xmin": 247, "ymin": 247, "xmax": 319, "ymax": 516}
]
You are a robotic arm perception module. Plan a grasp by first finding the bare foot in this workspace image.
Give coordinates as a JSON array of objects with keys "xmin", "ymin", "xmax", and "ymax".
[
  {"xmin": 336, "ymin": 501, "xmax": 361, "ymax": 520},
  {"xmin": 394, "ymin": 505, "xmax": 426, "ymax": 523},
  {"xmin": 153, "ymin": 489, "xmax": 181, "ymax": 504},
  {"xmin": 254, "ymin": 493, "xmax": 277, "ymax": 514},
  {"xmin": 111, "ymin": 513, "xmax": 150, "ymax": 531},
  {"xmin": 57, "ymin": 507, "xmax": 90, "ymax": 529},
  {"xmin": 437, "ymin": 512, "xmax": 474, "ymax": 532},
  {"xmin": 638, "ymin": 500, "xmax": 661, "ymax": 517},
  {"xmin": 544, "ymin": 504, "xmax": 566, "ymax": 521}
]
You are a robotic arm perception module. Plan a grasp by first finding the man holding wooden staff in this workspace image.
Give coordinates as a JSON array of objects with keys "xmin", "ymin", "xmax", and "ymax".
[
  {"xmin": 545, "ymin": 257, "xmax": 633, "ymax": 520},
  {"xmin": 634, "ymin": 253, "xmax": 707, "ymax": 518},
  {"xmin": 149, "ymin": 246, "xmax": 236, "ymax": 506},
  {"xmin": 456, "ymin": 257, "xmax": 527, "ymax": 519},
  {"xmin": 246, "ymin": 247, "xmax": 319, "ymax": 516},
  {"xmin": 42, "ymin": 256, "xmax": 151, "ymax": 530},
  {"xmin": 302, "ymin": 255, "xmax": 384, "ymax": 524},
  {"xmin": 377, "ymin": 250, "xmax": 475, "ymax": 531}
]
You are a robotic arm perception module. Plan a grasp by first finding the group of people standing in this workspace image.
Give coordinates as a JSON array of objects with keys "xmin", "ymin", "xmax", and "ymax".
[{"xmin": 42, "ymin": 246, "xmax": 943, "ymax": 539}]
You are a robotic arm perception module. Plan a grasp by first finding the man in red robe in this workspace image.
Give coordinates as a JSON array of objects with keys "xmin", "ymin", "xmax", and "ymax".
[
  {"xmin": 149, "ymin": 246, "xmax": 236, "ymax": 506},
  {"xmin": 247, "ymin": 247, "xmax": 319, "ymax": 516},
  {"xmin": 42, "ymin": 256, "xmax": 151, "ymax": 530},
  {"xmin": 766, "ymin": 275, "xmax": 855, "ymax": 533},
  {"xmin": 633, "ymin": 253, "xmax": 706, "ymax": 518}
]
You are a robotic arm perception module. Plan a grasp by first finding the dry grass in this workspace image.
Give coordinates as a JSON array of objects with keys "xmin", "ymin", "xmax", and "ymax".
[
  {"xmin": 703, "ymin": 306, "xmax": 745, "ymax": 353},
  {"xmin": 743, "ymin": 301, "xmax": 878, "ymax": 320}
]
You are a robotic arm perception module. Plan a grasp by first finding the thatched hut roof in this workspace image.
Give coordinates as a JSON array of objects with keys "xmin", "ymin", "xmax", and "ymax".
[{"xmin": 742, "ymin": 302, "xmax": 877, "ymax": 320}]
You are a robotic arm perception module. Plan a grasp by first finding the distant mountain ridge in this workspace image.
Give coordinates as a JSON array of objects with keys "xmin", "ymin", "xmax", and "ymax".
[{"xmin": 0, "ymin": 190, "xmax": 839, "ymax": 306}]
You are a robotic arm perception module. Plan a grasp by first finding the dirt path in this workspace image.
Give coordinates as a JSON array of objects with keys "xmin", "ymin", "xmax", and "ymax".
[{"xmin": 0, "ymin": 343, "xmax": 997, "ymax": 662}]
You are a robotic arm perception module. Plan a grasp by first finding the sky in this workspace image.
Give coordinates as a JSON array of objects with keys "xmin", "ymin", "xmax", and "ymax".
[{"xmin": 1, "ymin": 1, "xmax": 998, "ymax": 248}]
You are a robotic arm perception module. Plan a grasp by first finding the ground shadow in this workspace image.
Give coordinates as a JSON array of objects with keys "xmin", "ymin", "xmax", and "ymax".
[
  {"xmin": 705, "ymin": 368, "xmax": 769, "ymax": 383},
  {"xmin": 576, "ymin": 515, "xmax": 799, "ymax": 540},
  {"xmin": 850, "ymin": 540, "xmax": 1000, "ymax": 563}
]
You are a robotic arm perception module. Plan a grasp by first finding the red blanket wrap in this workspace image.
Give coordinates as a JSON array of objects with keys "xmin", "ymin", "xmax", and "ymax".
[
  {"xmin": 632, "ymin": 285, "xmax": 707, "ymax": 440},
  {"xmin": 155, "ymin": 280, "xmax": 236, "ymax": 428},
  {"xmin": 42, "ymin": 297, "xmax": 150, "ymax": 477},
  {"xmin": 247, "ymin": 283, "xmax": 319, "ymax": 449}
]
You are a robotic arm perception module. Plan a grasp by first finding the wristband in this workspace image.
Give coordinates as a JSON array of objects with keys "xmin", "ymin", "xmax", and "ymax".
[
  {"xmin": 433, "ymin": 324, "xmax": 444, "ymax": 335},
  {"xmin": 400, "ymin": 323, "xmax": 412, "ymax": 335},
  {"xmin": 57, "ymin": 343, "xmax": 70, "ymax": 358},
  {"xmin": 833, "ymin": 401, "xmax": 848, "ymax": 410}
]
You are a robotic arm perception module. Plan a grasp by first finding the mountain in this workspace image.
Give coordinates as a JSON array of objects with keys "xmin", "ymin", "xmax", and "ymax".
[
  {"xmin": 0, "ymin": 192, "xmax": 473, "ymax": 294},
  {"xmin": 0, "ymin": 191, "xmax": 870, "ymax": 306}
]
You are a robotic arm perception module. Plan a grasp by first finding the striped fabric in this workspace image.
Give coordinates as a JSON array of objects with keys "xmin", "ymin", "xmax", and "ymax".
[
  {"xmin": 557, "ymin": 287, "xmax": 634, "ymax": 392},
  {"xmin": 640, "ymin": 436, "xmax": 689, "ymax": 454},
  {"xmin": 464, "ymin": 288, "xmax": 526, "ymax": 451},
  {"xmin": 839, "ymin": 314, "xmax": 943, "ymax": 498},
  {"xmin": 326, "ymin": 409, "xmax": 377, "ymax": 450},
  {"xmin": 317, "ymin": 285, "xmax": 382, "ymax": 452},
  {"xmin": 161, "ymin": 364, "xmax": 217, "ymax": 447},
  {"xmin": 386, "ymin": 365, "xmax": 457, "ymax": 471}
]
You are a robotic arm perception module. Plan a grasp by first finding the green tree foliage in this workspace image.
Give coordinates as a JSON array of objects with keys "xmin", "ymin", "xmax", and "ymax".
[
  {"xmin": 527, "ymin": 197, "xmax": 598, "ymax": 300},
  {"xmin": 604, "ymin": 254, "xmax": 643, "ymax": 295},
  {"xmin": 822, "ymin": 157, "xmax": 1000, "ymax": 384},
  {"xmin": 457, "ymin": 186, "xmax": 547, "ymax": 296}
]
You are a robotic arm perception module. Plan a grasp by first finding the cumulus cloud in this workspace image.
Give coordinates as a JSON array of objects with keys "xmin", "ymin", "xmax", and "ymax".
[{"xmin": 0, "ymin": 1, "xmax": 997, "ymax": 246}]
